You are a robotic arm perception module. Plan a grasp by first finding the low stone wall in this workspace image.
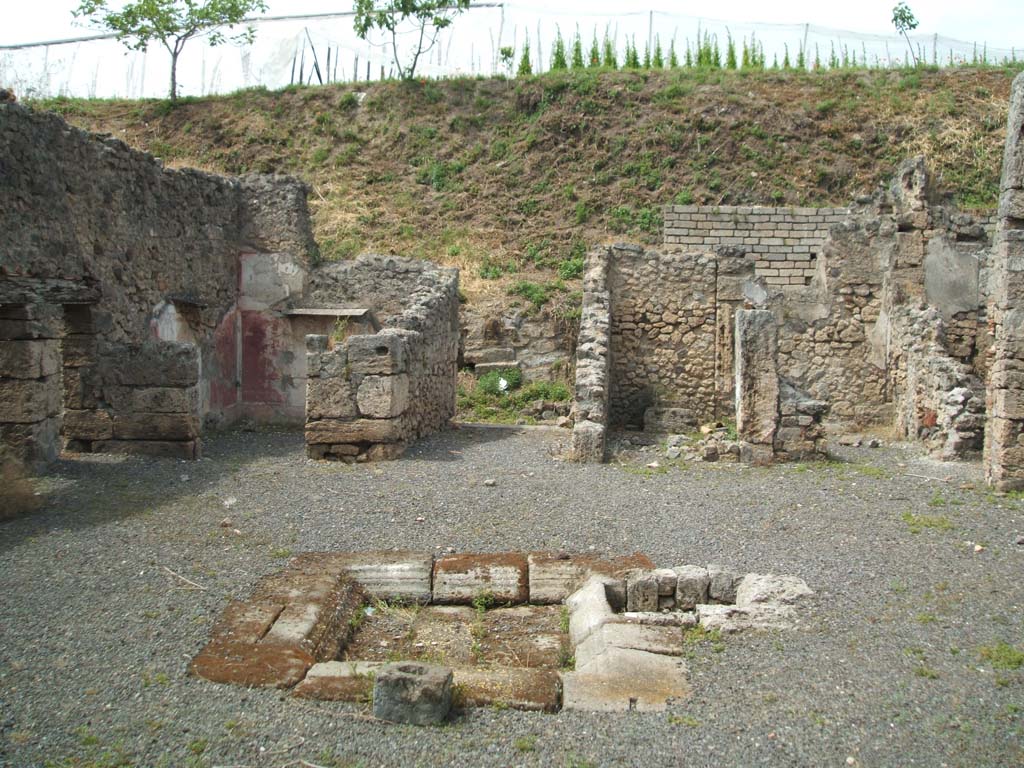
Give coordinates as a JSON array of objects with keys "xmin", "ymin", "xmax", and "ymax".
[
  {"xmin": 570, "ymin": 249, "xmax": 612, "ymax": 462},
  {"xmin": 304, "ymin": 256, "xmax": 459, "ymax": 461}
]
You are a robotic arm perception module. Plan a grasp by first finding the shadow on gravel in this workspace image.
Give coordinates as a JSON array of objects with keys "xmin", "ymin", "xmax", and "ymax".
[
  {"xmin": 405, "ymin": 423, "xmax": 550, "ymax": 462},
  {"xmin": 0, "ymin": 428, "xmax": 304, "ymax": 556}
]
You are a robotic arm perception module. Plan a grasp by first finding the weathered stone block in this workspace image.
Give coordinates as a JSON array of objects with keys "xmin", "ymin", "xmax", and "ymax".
[
  {"xmin": 0, "ymin": 377, "xmax": 61, "ymax": 422},
  {"xmin": 364, "ymin": 442, "xmax": 406, "ymax": 461},
  {"xmin": 305, "ymin": 418, "xmax": 402, "ymax": 444},
  {"xmin": 63, "ymin": 409, "xmax": 113, "ymax": 441},
  {"xmin": 292, "ymin": 551, "xmax": 434, "ymax": 603},
  {"xmin": 60, "ymin": 336, "xmax": 97, "ymax": 368},
  {"xmin": 673, "ymin": 565, "xmax": 710, "ymax": 609},
  {"xmin": 347, "ymin": 333, "xmax": 407, "ymax": 375},
  {"xmin": 707, "ymin": 566, "xmax": 741, "ymax": 604},
  {"xmin": 626, "ymin": 572, "xmax": 659, "ymax": 612},
  {"xmin": 112, "ymin": 413, "xmax": 199, "ymax": 441},
  {"xmin": 305, "ymin": 378, "xmax": 358, "ymax": 420},
  {"xmin": 653, "ymin": 568, "xmax": 677, "ymax": 596},
  {"xmin": 372, "ymin": 663, "xmax": 452, "ymax": 725},
  {"xmin": 452, "ymin": 667, "xmax": 561, "ymax": 712},
  {"xmin": 357, "ymin": 374, "xmax": 410, "ymax": 418},
  {"xmin": 566, "ymin": 577, "xmax": 616, "ymax": 647},
  {"xmin": 570, "ymin": 419, "xmax": 606, "ymax": 462},
  {"xmin": 107, "ymin": 343, "xmax": 199, "ymax": 387},
  {"xmin": 526, "ymin": 552, "xmax": 655, "ymax": 604},
  {"xmin": 0, "ymin": 340, "xmax": 60, "ymax": 378},
  {"xmin": 0, "ymin": 418, "xmax": 60, "ymax": 467},
  {"xmin": 105, "ymin": 386, "xmax": 197, "ymax": 414},
  {"xmin": 432, "ymin": 553, "xmax": 529, "ymax": 604}
]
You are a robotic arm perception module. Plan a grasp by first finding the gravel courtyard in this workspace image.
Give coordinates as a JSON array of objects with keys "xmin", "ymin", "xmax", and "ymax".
[{"xmin": 1, "ymin": 425, "xmax": 1022, "ymax": 768}]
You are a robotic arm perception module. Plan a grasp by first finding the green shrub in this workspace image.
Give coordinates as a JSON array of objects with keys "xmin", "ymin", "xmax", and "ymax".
[
  {"xmin": 510, "ymin": 280, "xmax": 551, "ymax": 309},
  {"xmin": 558, "ymin": 254, "xmax": 585, "ymax": 279},
  {"xmin": 478, "ymin": 367, "xmax": 523, "ymax": 395}
]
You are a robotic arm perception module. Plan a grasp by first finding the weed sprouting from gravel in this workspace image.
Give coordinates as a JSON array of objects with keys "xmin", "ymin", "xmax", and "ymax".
[
  {"xmin": 979, "ymin": 641, "xmax": 1024, "ymax": 671},
  {"xmin": 902, "ymin": 511, "xmax": 955, "ymax": 533}
]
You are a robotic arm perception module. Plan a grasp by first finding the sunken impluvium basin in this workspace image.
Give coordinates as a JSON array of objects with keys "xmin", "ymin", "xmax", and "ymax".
[{"xmin": 190, "ymin": 552, "xmax": 812, "ymax": 716}]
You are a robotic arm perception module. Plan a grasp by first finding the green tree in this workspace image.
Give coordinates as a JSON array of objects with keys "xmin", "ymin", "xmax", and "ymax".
[
  {"xmin": 550, "ymin": 28, "xmax": 568, "ymax": 71},
  {"xmin": 570, "ymin": 30, "xmax": 585, "ymax": 69},
  {"xmin": 353, "ymin": 0, "xmax": 471, "ymax": 80},
  {"xmin": 517, "ymin": 37, "xmax": 533, "ymax": 77},
  {"xmin": 891, "ymin": 2, "xmax": 920, "ymax": 66},
  {"xmin": 588, "ymin": 32, "xmax": 601, "ymax": 67},
  {"xmin": 652, "ymin": 36, "xmax": 664, "ymax": 69},
  {"xmin": 73, "ymin": 0, "xmax": 267, "ymax": 100}
]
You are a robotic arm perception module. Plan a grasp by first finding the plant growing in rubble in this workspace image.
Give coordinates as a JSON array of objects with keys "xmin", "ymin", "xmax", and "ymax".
[{"xmin": 74, "ymin": 0, "xmax": 267, "ymax": 101}]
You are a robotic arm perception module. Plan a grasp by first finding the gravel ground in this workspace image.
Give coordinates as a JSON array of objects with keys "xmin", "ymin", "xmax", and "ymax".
[{"xmin": 1, "ymin": 425, "xmax": 1022, "ymax": 768}]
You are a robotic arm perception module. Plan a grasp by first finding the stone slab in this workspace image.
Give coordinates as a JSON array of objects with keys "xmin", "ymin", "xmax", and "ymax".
[
  {"xmin": 432, "ymin": 553, "xmax": 529, "ymax": 604},
  {"xmin": 735, "ymin": 573, "xmax": 814, "ymax": 608},
  {"xmin": 526, "ymin": 552, "xmax": 655, "ymax": 604},
  {"xmin": 574, "ymin": 623, "xmax": 684, "ymax": 669},
  {"xmin": 305, "ymin": 418, "xmax": 403, "ymax": 445},
  {"xmin": 566, "ymin": 577, "xmax": 616, "ymax": 647},
  {"xmin": 617, "ymin": 611, "xmax": 698, "ymax": 629},
  {"xmin": 292, "ymin": 660, "xmax": 382, "ymax": 702},
  {"xmin": 561, "ymin": 647, "xmax": 689, "ymax": 712},
  {"xmin": 291, "ymin": 551, "xmax": 434, "ymax": 603},
  {"xmin": 452, "ymin": 667, "xmax": 561, "ymax": 713}
]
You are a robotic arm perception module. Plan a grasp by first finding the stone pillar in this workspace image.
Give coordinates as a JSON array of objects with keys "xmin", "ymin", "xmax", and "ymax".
[
  {"xmin": 985, "ymin": 71, "xmax": 1024, "ymax": 490},
  {"xmin": 571, "ymin": 248, "xmax": 611, "ymax": 462},
  {"xmin": 0, "ymin": 303, "xmax": 63, "ymax": 468},
  {"xmin": 734, "ymin": 309, "xmax": 779, "ymax": 465},
  {"xmin": 304, "ymin": 330, "xmax": 412, "ymax": 462}
]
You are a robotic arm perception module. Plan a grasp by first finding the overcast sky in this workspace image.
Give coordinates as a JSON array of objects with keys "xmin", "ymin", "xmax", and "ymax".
[{"xmin": 4, "ymin": 0, "xmax": 1023, "ymax": 48}]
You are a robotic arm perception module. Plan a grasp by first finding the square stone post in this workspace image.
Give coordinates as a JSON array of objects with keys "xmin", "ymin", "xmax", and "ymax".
[
  {"xmin": 734, "ymin": 309, "xmax": 779, "ymax": 465},
  {"xmin": 985, "ymin": 71, "xmax": 1024, "ymax": 490}
]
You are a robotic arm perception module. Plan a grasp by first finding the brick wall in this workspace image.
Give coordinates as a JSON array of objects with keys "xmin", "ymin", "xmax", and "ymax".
[{"xmin": 663, "ymin": 205, "xmax": 850, "ymax": 287}]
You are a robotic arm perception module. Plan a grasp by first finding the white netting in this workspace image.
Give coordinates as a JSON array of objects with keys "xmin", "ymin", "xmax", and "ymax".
[{"xmin": 0, "ymin": 5, "xmax": 1019, "ymax": 100}]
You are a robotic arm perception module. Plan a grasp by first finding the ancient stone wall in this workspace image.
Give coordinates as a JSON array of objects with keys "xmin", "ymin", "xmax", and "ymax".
[
  {"xmin": 984, "ymin": 71, "xmax": 1024, "ymax": 490},
  {"xmin": 572, "ymin": 160, "xmax": 995, "ymax": 463},
  {"xmin": 607, "ymin": 244, "xmax": 719, "ymax": 430},
  {"xmin": 0, "ymin": 103, "xmax": 317, "ymax": 461},
  {"xmin": 304, "ymin": 256, "xmax": 459, "ymax": 461}
]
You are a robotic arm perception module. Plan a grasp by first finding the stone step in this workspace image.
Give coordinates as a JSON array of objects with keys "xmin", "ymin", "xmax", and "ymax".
[
  {"xmin": 473, "ymin": 361, "xmax": 520, "ymax": 375},
  {"xmin": 463, "ymin": 346, "xmax": 516, "ymax": 365}
]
